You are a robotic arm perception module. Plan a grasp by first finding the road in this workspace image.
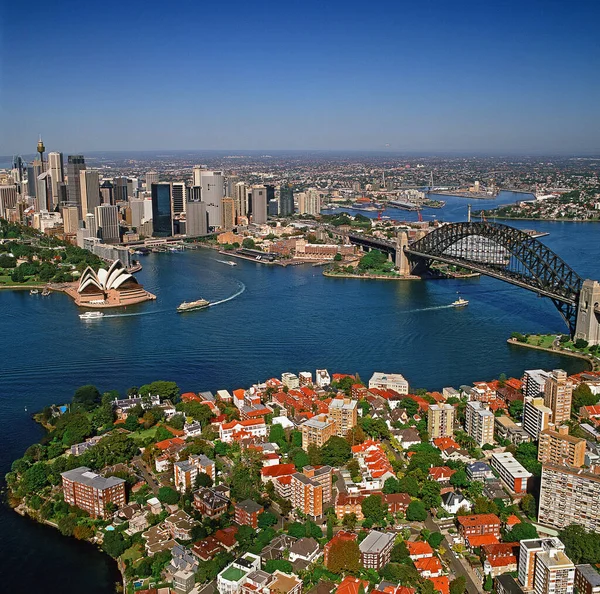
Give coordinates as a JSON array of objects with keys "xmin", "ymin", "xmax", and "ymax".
[
  {"xmin": 132, "ymin": 457, "xmax": 161, "ymax": 495},
  {"xmin": 425, "ymin": 514, "xmax": 484, "ymax": 594}
]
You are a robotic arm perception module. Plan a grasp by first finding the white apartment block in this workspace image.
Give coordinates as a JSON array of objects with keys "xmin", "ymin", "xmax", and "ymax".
[
  {"xmin": 368, "ymin": 372, "xmax": 409, "ymax": 395},
  {"xmin": 465, "ymin": 401, "xmax": 494, "ymax": 446},
  {"xmin": 523, "ymin": 396, "xmax": 553, "ymax": 440}
]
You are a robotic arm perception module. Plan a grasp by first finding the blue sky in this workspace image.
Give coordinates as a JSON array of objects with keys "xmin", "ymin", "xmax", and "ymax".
[{"xmin": 1, "ymin": 0, "xmax": 599, "ymax": 154}]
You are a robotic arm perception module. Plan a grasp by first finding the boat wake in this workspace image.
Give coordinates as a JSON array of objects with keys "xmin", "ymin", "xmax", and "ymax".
[
  {"xmin": 407, "ymin": 304, "xmax": 459, "ymax": 313},
  {"xmin": 209, "ymin": 282, "xmax": 246, "ymax": 307},
  {"xmin": 100, "ymin": 310, "xmax": 168, "ymax": 319}
]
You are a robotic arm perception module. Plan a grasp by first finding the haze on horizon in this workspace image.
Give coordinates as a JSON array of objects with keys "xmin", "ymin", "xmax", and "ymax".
[{"xmin": 1, "ymin": 0, "xmax": 599, "ymax": 156}]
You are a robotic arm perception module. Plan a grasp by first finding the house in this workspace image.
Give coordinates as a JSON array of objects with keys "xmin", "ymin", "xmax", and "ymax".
[
  {"xmin": 142, "ymin": 523, "xmax": 176, "ymax": 556},
  {"xmin": 261, "ymin": 534, "xmax": 297, "ymax": 563},
  {"xmin": 168, "ymin": 543, "xmax": 199, "ymax": 576},
  {"xmin": 218, "ymin": 419, "xmax": 268, "ymax": 443},
  {"xmin": 466, "ymin": 461, "xmax": 494, "ymax": 482},
  {"xmin": 214, "ymin": 526, "xmax": 239, "ymax": 552},
  {"xmin": 373, "ymin": 585, "xmax": 416, "ymax": 594},
  {"xmin": 262, "ymin": 571, "xmax": 302, "ymax": 594},
  {"xmin": 466, "ymin": 534, "xmax": 500, "ymax": 549},
  {"xmin": 192, "ymin": 536, "xmax": 224, "ymax": 561},
  {"xmin": 193, "ymin": 486, "xmax": 230, "ymax": 518},
  {"xmin": 147, "ymin": 497, "xmax": 162, "ymax": 515},
  {"xmin": 457, "ymin": 514, "xmax": 501, "ymax": 540},
  {"xmin": 335, "ymin": 492, "xmax": 366, "ymax": 520},
  {"xmin": 407, "ymin": 540, "xmax": 433, "ymax": 560},
  {"xmin": 289, "ymin": 537, "xmax": 320, "ymax": 564},
  {"xmin": 217, "ymin": 553, "xmax": 261, "ymax": 594},
  {"xmin": 126, "ymin": 511, "xmax": 150, "ymax": 536},
  {"xmin": 234, "ymin": 500, "xmax": 264, "ymax": 529},
  {"xmin": 335, "ymin": 576, "xmax": 370, "ymax": 594},
  {"xmin": 414, "ymin": 556, "xmax": 443, "ymax": 577},
  {"xmin": 428, "ymin": 466, "xmax": 456, "ymax": 483},
  {"xmin": 384, "ymin": 492, "xmax": 411, "ymax": 514},
  {"xmin": 394, "ymin": 428, "xmax": 421, "ymax": 448},
  {"xmin": 164, "ymin": 510, "xmax": 196, "ymax": 541},
  {"xmin": 427, "ymin": 576, "xmax": 450, "ymax": 594},
  {"xmin": 494, "ymin": 574, "xmax": 525, "ymax": 594},
  {"xmin": 359, "ymin": 530, "xmax": 395, "ymax": 570},
  {"xmin": 482, "ymin": 542, "xmax": 519, "ymax": 577},
  {"xmin": 441, "ymin": 491, "xmax": 471, "ymax": 515}
]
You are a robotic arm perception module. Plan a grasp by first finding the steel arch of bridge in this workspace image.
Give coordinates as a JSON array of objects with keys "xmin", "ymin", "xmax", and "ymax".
[{"xmin": 405, "ymin": 222, "xmax": 583, "ymax": 332}]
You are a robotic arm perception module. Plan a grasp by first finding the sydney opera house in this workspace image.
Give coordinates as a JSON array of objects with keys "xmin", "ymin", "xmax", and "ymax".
[{"xmin": 66, "ymin": 260, "xmax": 156, "ymax": 308}]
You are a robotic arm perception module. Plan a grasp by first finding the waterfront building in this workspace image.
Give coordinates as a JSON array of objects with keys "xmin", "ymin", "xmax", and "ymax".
[
  {"xmin": 130, "ymin": 198, "xmax": 153, "ymax": 229},
  {"xmin": 300, "ymin": 414, "xmax": 336, "ymax": 450},
  {"xmin": 61, "ymin": 466, "xmax": 126, "ymax": 519},
  {"xmin": 172, "ymin": 182, "xmax": 186, "ymax": 215},
  {"xmin": 359, "ymin": 530, "xmax": 395, "ymax": 570},
  {"xmin": 428, "ymin": 403, "xmax": 455, "ymax": 439},
  {"xmin": 523, "ymin": 396, "xmax": 553, "ymax": 440},
  {"xmin": 145, "ymin": 171, "xmax": 159, "ymax": 191},
  {"xmin": 328, "ymin": 396, "xmax": 358, "ymax": 437},
  {"xmin": 368, "ymin": 371, "xmax": 409, "ymax": 394},
  {"xmin": 251, "ymin": 185, "xmax": 267, "ymax": 224},
  {"xmin": 197, "ymin": 170, "xmax": 224, "ymax": 228},
  {"xmin": 80, "ymin": 170, "xmax": 101, "ymax": 217},
  {"xmin": 279, "ymin": 184, "xmax": 294, "ymax": 216},
  {"xmin": 151, "ymin": 182, "xmax": 173, "ymax": 236},
  {"xmin": 538, "ymin": 425, "xmax": 585, "ymax": 467},
  {"xmin": 66, "ymin": 155, "xmax": 86, "ymax": 211},
  {"xmin": 281, "ymin": 372, "xmax": 299, "ymax": 389},
  {"xmin": 186, "ymin": 199, "xmax": 208, "ymax": 236},
  {"xmin": 544, "ymin": 370, "xmax": 573, "ymax": 424},
  {"xmin": 221, "ymin": 197, "xmax": 235, "ymax": 231},
  {"xmin": 465, "ymin": 401, "xmax": 495, "ymax": 446},
  {"xmin": 218, "ymin": 419, "xmax": 267, "ymax": 443},
  {"xmin": 524, "ymin": 369, "xmax": 551, "ymax": 399},
  {"xmin": 490, "ymin": 452, "xmax": 532, "ymax": 494},
  {"xmin": 47, "ymin": 151, "xmax": 64, "ymax": 207},
  {"xmin": 539, "ymin": 464, "xmax": 600, "ymax": 532},
  {"xmin": 95, "ymin": 204, "xmax": 120, "ymax": 243}
]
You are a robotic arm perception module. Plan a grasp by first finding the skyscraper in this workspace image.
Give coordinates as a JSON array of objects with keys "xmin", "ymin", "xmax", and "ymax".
[
  {"xmin": 145, "ymin": 171, "xmax": 159, "ymax": 192},
  {"xmin": 221, "ymin": 197, "xmax": 235, "ymax": 231},
  {"xmin": 544, "ymin": 370, "xmax": 573, "ymax": 424},
  {"xmin": 48, "ymin": 152, "xmax": 64, "ymax": 208},
  {"xmin": 113, "ymin": 177, "xmax": 128, "ymax": 203},
  {"xmin": 85, "ymin": 213, "xmax": 98, "ymax": 238},
  {"xmin": 279, "ymin": 184, "xmax": 294, "ymax": 216},
  {"xmin": 100, "ymin": 180, "xmax": 114, "ymax": 205},
  {"xmin": 36, "ymin": 172, "xmax": 51, "ymax": 211},
  {"xmin": 198, "ymin": 171, "xmax": 224, "ymax": 228},
  {"xmin": 171, "ymin": 182, "xmax": 187, "ymax": 215},
  {"xmin": 186, "ymin": 200, "xmax": 208, "ymax": 236},
  {"xmin": 0, "ymin": 184, "xmax": 18, "ymax": 218},
  {"xmin": 66, "ymin": 155, "xmax": 86, "ymax": 211},
  {"xmin": 62, "ymin": 207, "xmax": 80, "ymax": 234},
  {"xmin": 465, "ymin": 401, "xmax": 494, "ymax": 446},
  {"xmin": 95, "ymin": 204, "xmax": 120, "ymax": 243},
  {"xmin": 151, "ymin": 183, "xmax": 173, "ymax": 236},
  {"xmin": 80, "ymin": 170, "xmax": 101, "ymax": 217},
  {"xmin": 251, "ymin": 185, "xmax": 267, "ymax": 224},
  {"xmin": 234, "ymin": 182, "xmax": 248, "ymax": 219},
  {"xmin": 226, "ymin": 174, "xmax": 239, "ymax": 197}
]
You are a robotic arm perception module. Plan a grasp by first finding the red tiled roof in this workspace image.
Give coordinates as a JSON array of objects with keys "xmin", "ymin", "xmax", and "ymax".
[
  {"xmin": 428, "ymin": 466, "xmax": 456, "ymax": 481},
  {"xmin": 414, "ymin": 556, "xmax": 442, "ymax": 574},
  {"xmin": 428, "ymin": 576, "xmax": 449, "ymax": 594},
  {"xmin": 407, "ymin": 541, "xmax": 433, "ymax": 557},
  {"xmin": 457, "ymin": 514, "xmax": 501, "ymax": 528},
  {"xmin": 155, "ymin": 437, "xmax": 185, "ymax": 450},
  {"xmin": 214, "ymin": 526, "xmax": 238, "ymax": 548},
  {"xmin": 182, "ymin": 392, "xmax": 201, "ymax": 402},
  {"xmin": 261, "ymin": 464, "xmax": 296, "ymax": 478},
  {"xmin": 336, "ymin": 576, "xmax": 370, "ymax": 594},
  {"xmin": 467, "ymin": 534, "xmax": 499, "ymax": 547},
  {"xmin": 505, "ymin": 514, "xmax": 521, "ymax": 526},
  {"xmin": 583, "ymin": 405, "xmax": 600, "ymax": 417},
  {"xmin": 433, "ymin": 437, "xmax": 461, "ymax": 451}
]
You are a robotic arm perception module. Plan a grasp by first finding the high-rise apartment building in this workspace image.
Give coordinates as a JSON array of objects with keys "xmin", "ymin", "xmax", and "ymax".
[
  {"xmin": 279, "ymin": 184, "xmax": 294, "ymax": 216},
  {"xmin": 539, "ymin": 464, "xmax": 600, "ymax": 532},
  {"xmin": 298, "ymin": 188, "xmax": 321, "ymax": 215},
  {"xmin": 544, "ymin": 370, "xmax": 573, "ymax": 424},
  {"xmin": 465, "ymin": 401, "xmax": 495, "ymax": 446},
  {"xmin": 523, "ymin": 396, "xmax": 553, "ymax": 440},
  {"xmin": 251, "ymin": 185, "xmax": 268, "ymax": 224},
  {"xmin": 80, "ymin": 170, "xmax": 101, "ymax": 217},
  {"xmin": 47, "ymin": 152, "xmax": 64, "ymax": 208},
  {"xmin": 221, "ymin": 197, "xmax": 235, "ymax": 231},
  {"xmin": 538, "ymin": 425, "xmax": 585, "ymax": 468},
  {"xmin": 518, "ymin": 538, "xmax": 574, "ymax": 594},
  {"xmin": 328, "ymin": 397, "xmax": 358, "ymax": 437},
  {"xmin": 524, "ymin": 370, "xmax": 551, "ymax": 399},
  {"xmin": 0, "ymin": 184, "xmax": 18, "ymax": 217},
  {"xmin": 234, "ymin": 182, "xmax": 248, "ymax": 219},
  {"xmin": 61, "ymin": 466, "xmax": 126, "ymax": 519},
  {"xmin": 290, "ymin": 466, "xmax": 332, "ymax": 518},
  {"xmin": 151, "ymin": 183, "xmax": 173, "ymax": 236},
  {"xmin": 300, "ymin": 414, "xmax": 336, "ymax": 450},
  {"xmin": 66, "ymin": 155, "xmax": 86, "ymax": 211},
  {"xmin": 95, "ymin": 204, "xmax": 120, "ymax": 243},
  {"xmin": 428, "ymin": 403, "xmax": 455, "ymax": 439}
]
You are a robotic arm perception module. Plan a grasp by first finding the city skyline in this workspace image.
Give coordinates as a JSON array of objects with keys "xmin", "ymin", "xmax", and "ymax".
[{"xmin": 2, "ymin": 0, "xmax": 600, "ymax": 155}]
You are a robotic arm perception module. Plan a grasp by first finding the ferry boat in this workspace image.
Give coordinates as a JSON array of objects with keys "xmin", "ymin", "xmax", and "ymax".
[
  {"xmin": 30, "ymin": 289, "xmax": 39, "ymax": 295},
  {"xmin": 79, "ymin": 311, "xmax": 104, "ymax": 320},
  {"xmin": 451, "ymin": 297, "xmax": 469, "ymax": 308},
  {"xmin": 177, "ymin": 298, "xmax": 210, "ymax": 313},
  {"xmin": 217, "ymin": 259, "xmax": 237, "ymax": 266}
]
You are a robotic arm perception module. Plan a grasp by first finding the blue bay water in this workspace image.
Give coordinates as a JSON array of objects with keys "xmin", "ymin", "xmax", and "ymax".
[{"xmin": 1, "ymin": 191, "xmax": 599, "ymax": 592}]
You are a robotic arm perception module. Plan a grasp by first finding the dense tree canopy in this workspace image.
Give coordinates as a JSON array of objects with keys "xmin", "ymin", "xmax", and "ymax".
[
  {"xmin": 320, "ymin": 436, "xmax": 352, "ymax": 466},
  {"xmin": 72, "ymin": 385, "xmax": 102, "ymax": 412}
]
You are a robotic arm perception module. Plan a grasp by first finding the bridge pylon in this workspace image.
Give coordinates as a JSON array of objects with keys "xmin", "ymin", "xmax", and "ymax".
[
  {"xmin": 395, "ymin": 232, "xmax": 411, "ymax": 275},
  {"xmin": 575, "ymin": 280, "xmax": 600, "ymax": 345}
]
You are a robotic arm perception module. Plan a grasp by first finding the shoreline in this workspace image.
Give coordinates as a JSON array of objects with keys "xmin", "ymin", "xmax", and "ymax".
[
  {"xmin": 506, "ymin": 337, "xmax": 597, "ymax": 370},
  {"xmin": 475, "ymin": 214, "xmax": 600, "ymax": 223},
  {"xmin": 323, "ymin": 270, "xmax": 421, "ymax": 281}
]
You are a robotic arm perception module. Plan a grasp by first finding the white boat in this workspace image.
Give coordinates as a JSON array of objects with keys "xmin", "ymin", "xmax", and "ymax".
[
  {"xmin": 451, "ymin": 297, "xmax": 469, "ymax": 307},
  {"xmin": 79, "ymin": 311, "xmax": 104, "ymax": 320},
  {"xmin": 217, "ymin": 259, "xmax": 237, "ymax": 266},
  {"xmin": 30, "ymin": 289, "xmax": 39, "ymax": 295}
]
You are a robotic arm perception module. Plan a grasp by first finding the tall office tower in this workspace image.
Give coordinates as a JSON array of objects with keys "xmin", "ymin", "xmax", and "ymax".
[
  {"xmin": 171, "ymin": 182, "xmax": 187, "ymax": 215},
  {"xmin": 100, "ymin": 180, "xmax": 114, "ymax": 204},
  {"xmin": 538, "ymin": 425, "xmax": 585, "ymax": 468},
  {"xmin": 192, "ymin": 165, "xmax": 203, "ymax": 187},
  {"xmin": 80, "ymin": 170, "xmax": 101, "ymax": 217},
  {"xmin": 145, "ymin": 171, "xmax": 159, "ymax": 192},
  {"xmin": 279, "ymin": 184, "xmax": 294, "ymax": 216},
  {"xmin": 226, "ymin": 174, "xmax": 239, "ymax": 197},
  {"xmin": 544, "ymin": 370, "xmax": 573, "ymax": 424},
  {"xmin": 127, "ymin": 177, "xmax": 138, "ymax": 198},
  {"xmin": 519, "ymin": 538, "xmax": 570, "ymax": 592},
  {"xmin": 266, "ymin": 184, "xmax": 275, "ymax": 206},
  {"xmin": 62, "ymin": 207, "xmax": 80, "ymax": 234},
  {"xmin": 66, "ymin": 155, "xmax": 86, "ymax": 210},
  {"xmin": 85, "ymin": 213, "xmax": 98, "ymax": 238},
  {"xmin": 234, "ymin": 182, "xmax": 248, "ymax": 219},
  {"xmin": 12, "ymin": 156, "xmax": 25, "ymax": 184},
  {"xmin": 268, "ymin": 199, "xmax": 279, "ymax": 217},
  {"xmin": 221, "ymin": 197, "xmax": 235, "ymax": 231},
  {"xmin": 151, "ymin": 182, "xmax": 173, "ymax": 236},
  {"xmin": 130, "ymin": 198, "xmax": 153, "ymax": 229},
  {"xmin": 198, "ymin": 171, "xmax": 224, "ymax": 228},
  {"xmin": 57, "ymin": 182, "xmax": 67, "ymax": 205},
  {"xmin": 36, "ymin": 172, "xmax": 51, "ymax": 211},
  {"xmin": 251, "ymin": 185, "xmax": 267, "ymax": 224},
  {"xmin": 113, "ymin": 177, "xmax": 128, "ymax": 203},
  {"xmin": 95, "ymin": 204, "xmax": 120, "ymax": 243},
  {"xmin": 0, "ymin": 184, "xmax": 18, "ymax": 217},
  {"xmin": 47, "ymin": 152, "xmax": 64, "ymax": 207},
  {"xmin": 522, "ymin": 396, "xmax": 552, "ymax": 440},
  {"xmin": 539, "ymin": 464, "xmax": 600, "ymax": 532},
  {"xmin": 465, "ymin": 401, "xmax": 495, "ymax": 446},
  {"xmin": 188, "ymin": 186, "xmax": 202, "ymax": 201},
  {"xmin": 428, "ymin": 403, "xmax": 455, "ymax": 439},
  {"xmin": 306, "ymin": 188, "xmax": 321, "ymax": 215},
  {"xmin": 186, "ymin": 200, "xmax": 208, "ymax": 236}
]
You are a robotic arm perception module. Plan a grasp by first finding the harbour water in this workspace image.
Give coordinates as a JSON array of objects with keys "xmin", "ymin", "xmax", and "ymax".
[{"xmin": 1, "ymin": 192, "xmax": 599, "ymax": 592}]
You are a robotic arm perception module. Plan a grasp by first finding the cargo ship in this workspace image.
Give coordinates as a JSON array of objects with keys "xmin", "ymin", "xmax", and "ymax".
[{"xmin": 177, "ymin": 298, "xmax": 210, "ymax": 313}]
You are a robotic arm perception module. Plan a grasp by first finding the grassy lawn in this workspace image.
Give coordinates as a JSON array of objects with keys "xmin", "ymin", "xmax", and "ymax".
[
  {"xmin": 121, "ymin": 543, "xmax": 143, "ymax": 564},
  {"xmin": 0, "ymin": 274, "xmax": 44, "ymax": 287},
  {"xmin": 526, "ymin": 334, "xmax": 556, "ymax": 349},
  {"xmin": 128, "ymin": 426, "xmax": 159, "ymax": 443}
]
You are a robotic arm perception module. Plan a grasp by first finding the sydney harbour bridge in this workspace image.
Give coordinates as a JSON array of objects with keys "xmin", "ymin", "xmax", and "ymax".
[{"xmin": 344, "ymin": 221, "xmax": 600, "ymax": 343}]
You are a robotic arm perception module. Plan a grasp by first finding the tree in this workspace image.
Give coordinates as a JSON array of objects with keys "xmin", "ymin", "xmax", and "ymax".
[
  {"xmin": 195, "ymin": 472, "xmax": 213, "ymax": 488},
  {"xmin": 400, "ymin": 398, "xmax": 419, "ymax": 417},
  {"xmin": 572, "ymin": 383, "xmax": 598, "ymax": 412},
  {"xmin": 265, "ymin": 559, "xmax": 293, "ymax": 573},
  {"xmin": 450, "ymin": 576, "xmax": 466, "ymax": 594},
  {"xmin": 574, "ymin": 338, "xmax": 589, "ymax": 350},
  {"xmin": 427, "ymin": 532, "xmax": 444, "ymax": 548},
  {"xmin": 138, "ymin": 381, "xmax": 180, "ymax": 402},
  {"xmin": 345, "ymin": 425, "xmax": 367, "ymax": 446},
  {"xmin": 449, "ymin": 469, "xmax": 468, "ymax": 488},
  {"xmin": 103, "ymin": 530, "xmax": 128, "ymax": 558},
  {"xmin": 325, "ymin": 538, "xmax": 361, "ymax": 573},
  {"xmin": 342, "ymin": 513, "xmax": 357, "ymax": 529},
  {"xmin": 231, "ymin": 462, "xmax": 260, "ymax": 501},
  {"xmin": 167, "ymin": 414, "xmax": 185, "ymax": 430},
  {"xmin": 56, "ymin": 412, "xmax": 93, "ymax": 447},
  {"xmin": 406, "ymin": 500, "xmax": 427, "ymax": 522},
  {"xmin": 559, "ymin": 524, "xmax": 600, "ymax": 565},
  {"xmin": 20, "ymin": 462, "xmax": 49, "ymax": 495},
  {"xmin": 268, "ymin": 424, "xmax": 287, "ymax": 451},
  {"xmin": 361, "ymin": 494, "xmax": 387, "ymax": 524},
  {"xmin": 382, "ymin": 562, "xmax": 419, "ymax": 584},
  {"xmin": 520, "ymin": 493, "xmax": 537, "ymax": 518},
  {"xmin": 320, "ymin": 436, "xmax": 351, "ymax": 466},
  {"xmin": 258, "ymin": 512, "xmax": 277, "ymax": 529},
  {"xmin": 235, "ymin": 525, "xmax": 255, "ymax": 549},
  {"xmin": 420, "ymin": 480, "xmax": 441, "ymax": 509},
  {"xmin": 483, "ymin": 574, "xmax": 493, "ymax": 591},
  {"xmin": 242, "ymin": 238, "xmax": 256, "ymax": 249},
  {"xmin": 288, "ymin": 522, "xmax": 306, "ymax": 538},
  {"xmin": 505, "ymin": 522, "xmax": 538, "ymax": 542},
  {"xmin": 383, "ymin": 477, "xmax": 400, "ymax": 494},
  {"xmin": 307, "ymin": 443, "xmax": 322, "ymax": 466},
  {"xmin": 124, "ymin": 414, "xmax": 140, "ymax": 432},
  {"xmin": 397, "ymin": 476, "xmax": 419, "ymax": 497},
  {"xmin": 293, "ymin": 450, "xmax": 310, "ymax": 471},
  {"xmin": 157, "ymin": 486, "xmax": 180, "ymax": 505},
  {"xmin": 509, "ymin": 400, "xmax": 524, "ymax": 420},
  {"xmin": 473, "ymin": 497, "xmax": 499, "ymax": 515},
  {"xmin": 72, "ymin": 385, "xmax": 102, "ymax": 411},
  {"xmin": 390, "ymin": 541, "xmax": 410, "ymax": 563}
]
